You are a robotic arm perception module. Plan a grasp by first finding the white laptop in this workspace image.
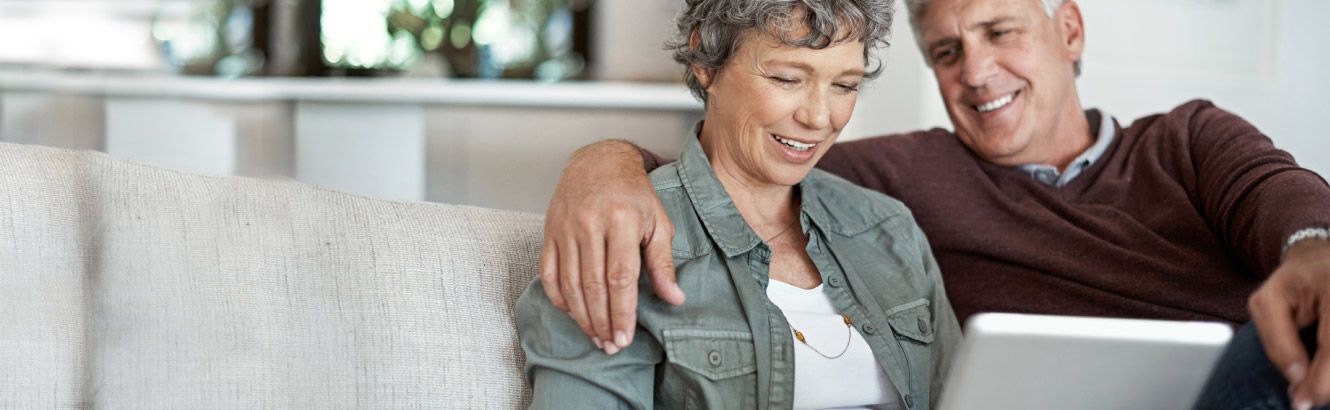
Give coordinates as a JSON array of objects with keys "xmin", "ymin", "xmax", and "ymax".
[{"xmin": 938, "ymin": 313, "xmax": 1234, "ymax": 410}]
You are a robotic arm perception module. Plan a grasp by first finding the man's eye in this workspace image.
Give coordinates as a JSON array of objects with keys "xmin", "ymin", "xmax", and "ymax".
[
  {"xmin": 933, "ymin": 48, "xmax": 958, "ymax": 64},
  {"xmin": 990, "ymin": 29, "xmax": 1011, "ymax": 39}
]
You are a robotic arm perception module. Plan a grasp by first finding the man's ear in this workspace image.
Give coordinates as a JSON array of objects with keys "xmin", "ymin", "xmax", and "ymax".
[
  {"xmin": 1055, "ymin": 1, "xmax": 1086, "ymax": 66},
  {"xmin": 689, "ymin": 30, "xmax": 712, "ymax": 88}
]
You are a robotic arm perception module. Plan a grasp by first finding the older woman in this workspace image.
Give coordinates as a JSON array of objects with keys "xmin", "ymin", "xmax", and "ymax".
[{"xmin": 516, "ymin": 0, "xmax": 960, "ymax": 408}]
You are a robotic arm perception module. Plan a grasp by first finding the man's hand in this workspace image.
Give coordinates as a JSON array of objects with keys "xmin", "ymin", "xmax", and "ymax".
[
  {"xmin": 539, "ymin": 140, "xmax": 686, "ymax": 355},
  {"xmin": 1249, "ymin": 238, "xmax": 1330, "ymax": 410}
]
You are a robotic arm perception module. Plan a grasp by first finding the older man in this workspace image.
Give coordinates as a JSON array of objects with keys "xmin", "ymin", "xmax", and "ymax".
[{"xmin": 536, "ymin": 0, "xmax": 1330, "ymax": 407}]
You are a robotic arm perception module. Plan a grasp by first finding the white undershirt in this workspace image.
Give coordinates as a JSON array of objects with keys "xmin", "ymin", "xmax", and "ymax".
[{"xmin": 767, "ymin": 279, "xmax": 904, "ymax": 410}]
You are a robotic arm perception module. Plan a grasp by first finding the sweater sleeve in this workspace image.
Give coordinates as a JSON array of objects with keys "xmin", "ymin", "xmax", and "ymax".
[
  {"xmin": 638, "ymin": 146, "xmax": 671, "ymax": 173},
  {"xmin": 1184, "ymin": 100, "xmax": 1330, "ymax": 276}
]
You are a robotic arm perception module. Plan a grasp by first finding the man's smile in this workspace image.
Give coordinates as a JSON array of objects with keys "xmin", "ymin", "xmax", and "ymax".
[{"xmin": 976, "ymin": 91, "xmax": 1019, "ymax": 113}]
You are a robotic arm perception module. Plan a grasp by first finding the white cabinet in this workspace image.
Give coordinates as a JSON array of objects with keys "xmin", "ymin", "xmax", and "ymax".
[
  {"xmin": 431, "ymin": 106, "xmax": 692, "ymax": 213},
  {"xmin": 0, "ymin": 91, "xmax": 103, "ymax": 150},
  {"xmin": 295, "ymin": 102, "xmax": 426, "ymax": 202},
  {"xmin": 0, "ymin": 74, "xmax": 702, "ymax": 212},
  {"xmin": 105, "ymin": 98, "xmax": 292, "ymax": 178}
]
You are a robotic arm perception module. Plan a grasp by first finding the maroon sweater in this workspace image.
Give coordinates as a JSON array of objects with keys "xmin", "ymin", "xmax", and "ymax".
[{"xmin": 646, "ymin": 100, "xmax": 1330, "ymax": 326}]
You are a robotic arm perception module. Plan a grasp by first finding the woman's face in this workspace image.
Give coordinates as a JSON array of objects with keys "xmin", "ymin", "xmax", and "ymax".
[{"xmin": 699, "ymin": 30, "xmax": 866, "ymax": 189}]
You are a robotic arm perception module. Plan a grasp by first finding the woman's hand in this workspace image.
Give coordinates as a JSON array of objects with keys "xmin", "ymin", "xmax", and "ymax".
[{"xmin": 540, "ymin": 140, "xmax": 686, "ymax": 354}]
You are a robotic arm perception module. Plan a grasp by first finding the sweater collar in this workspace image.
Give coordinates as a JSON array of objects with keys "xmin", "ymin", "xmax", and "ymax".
[{"xmin": 1015, "ymin": 108, "xmax": 1119, "ymax": 187}]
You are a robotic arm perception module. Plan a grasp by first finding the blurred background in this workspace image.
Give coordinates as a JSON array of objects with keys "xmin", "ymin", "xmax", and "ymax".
[{"xmin": 0, "ymin": 0, "xmax": 1326, "ymax": 213}]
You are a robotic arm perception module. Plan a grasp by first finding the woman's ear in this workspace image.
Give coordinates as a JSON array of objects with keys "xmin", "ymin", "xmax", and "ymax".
[
  {"xmin": 689, "ymin": 30, "xmax": 712, "ymax": 88},
  {"xmin": 692, "ymin": 65, "xmax": 711, "ymax": 88}
]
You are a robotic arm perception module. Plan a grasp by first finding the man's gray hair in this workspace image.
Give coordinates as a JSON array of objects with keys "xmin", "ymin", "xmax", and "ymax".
[
  {"xmin": 905, "ymin": 0, "xmax": 1080, "ymax": 75},
  {"xmin": 667, "ymin": 0, "xmax": 896, "ymax": 103}
]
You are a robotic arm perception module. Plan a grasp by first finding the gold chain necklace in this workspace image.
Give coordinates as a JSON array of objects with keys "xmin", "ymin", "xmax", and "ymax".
[
  {"xmin": 763, "ymin": 219, "xmax": 800, "ymax": 243},
  {"xmin": 791, "ymin": 315, "xmax": 854, "ymax": 359}
]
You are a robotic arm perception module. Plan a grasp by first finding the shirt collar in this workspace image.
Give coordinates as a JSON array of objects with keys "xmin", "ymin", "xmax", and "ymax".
[
  {"xmin": 675, "ymin": 122, "xmax": 822, "ymax": 258},
  {"xmin": 1015, "ymin": 109, "xmax": 1118, "ymax": 187}
]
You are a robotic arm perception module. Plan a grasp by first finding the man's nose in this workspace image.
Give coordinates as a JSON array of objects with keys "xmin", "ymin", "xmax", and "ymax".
[{"xmin": 961, "ymin": 46, "xmax": 998, "ymax": 89}]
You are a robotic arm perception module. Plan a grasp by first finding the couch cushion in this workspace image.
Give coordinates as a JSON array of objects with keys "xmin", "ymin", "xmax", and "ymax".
[{"xmin": 0, "ymin": 142, "xmax": 541, "ymax": 409}]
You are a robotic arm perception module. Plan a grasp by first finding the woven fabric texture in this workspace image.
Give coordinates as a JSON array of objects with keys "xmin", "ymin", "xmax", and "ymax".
[{"xmin": 0, "ymin": 142, "xmax": 541, "ymax": 409}]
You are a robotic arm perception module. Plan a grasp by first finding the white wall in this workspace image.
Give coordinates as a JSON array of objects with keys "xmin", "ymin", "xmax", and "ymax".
[
  {"xmin": 845, "ymin": 0, "xmax": 1330, "ymax": 178},
  {"xmin": 1078, "ymin": 0, "xmax": 1330, "ymax": 178},
  {"xmin": 841, "ymin": 2, "xmax": 949, "ymax": 141},
  {"xmin": 592, "ymin": 0, "xmax": 682, "ymax": 82}
]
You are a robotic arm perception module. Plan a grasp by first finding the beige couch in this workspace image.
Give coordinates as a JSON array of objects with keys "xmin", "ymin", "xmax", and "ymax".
[{"xmin": 0, "ymin": 142, "xmax": 540, "ymax": 409}]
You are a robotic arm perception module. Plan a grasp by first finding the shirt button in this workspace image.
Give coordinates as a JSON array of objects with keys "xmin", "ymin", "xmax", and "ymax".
[
  {"xmin": 1036, "ymin": 170, "xmax": 1057, "ymax": 184},
  {"xmin": 827, "ymin": 277, "xmax": 843, "ymax": 288},
  {"xmin": 862, "ymin": 323, "xmax": 878, "ymax": 335},
  {"xmin": 708, "ymin": 350, "xmax": 722, "ymax": 366},
  {"xmin": 904, "ymin": 394, "xmax": 914, "ymax": 408},
  {"xmin": 917, "ymin": 318, "xmax": 929, "ymax": 334}
]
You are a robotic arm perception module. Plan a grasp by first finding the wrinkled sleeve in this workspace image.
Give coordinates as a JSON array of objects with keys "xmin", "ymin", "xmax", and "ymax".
[
  {"xmin": 1185, "ymin": 101, "xmax": 1330, "ymax": 275},
  {"xmin": 515, "ymin": 279, "xmax": 662, "ymax": 410},
  {"xmin": 916, "ymin": 222, "xmax": 962, "ymax": 407}
]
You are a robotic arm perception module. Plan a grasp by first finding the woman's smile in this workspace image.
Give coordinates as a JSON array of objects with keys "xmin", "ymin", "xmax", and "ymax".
[
  {"xmin": 769, "ymin": 133, "xmax": 820, "ymax": 163},
  {"xmin": 697, "ymin": 30, "xmax": 866, "ymax": 190}
]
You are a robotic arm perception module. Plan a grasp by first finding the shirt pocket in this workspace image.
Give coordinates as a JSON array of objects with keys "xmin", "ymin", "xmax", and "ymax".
[
  {"xmin": 885, "ymin": 298, "xmax": 935, "ymax": 406},
  {"xmin": 661, "ymin": 329, "xmax": 758, "ymax": 410},
  {"xmin": 886, "ymin": 298, "xmax": 935, "ymax": 344}
]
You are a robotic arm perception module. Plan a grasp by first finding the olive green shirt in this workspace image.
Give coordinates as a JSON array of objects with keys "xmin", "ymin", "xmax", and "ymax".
[{"xmin": 517, "ymin": 126, "xmax": 962, "ymax": 410}]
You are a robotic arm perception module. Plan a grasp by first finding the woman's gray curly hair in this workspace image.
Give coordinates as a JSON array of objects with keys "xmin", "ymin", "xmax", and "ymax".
[{"xmin": 666, "ymin": 0, "xmax": 896, "ymax": 103}]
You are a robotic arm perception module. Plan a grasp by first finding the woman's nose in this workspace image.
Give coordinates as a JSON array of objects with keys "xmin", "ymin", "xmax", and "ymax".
[{"xmin": 795, "ymin": 90, "xmax": 831, "ymax": 130}]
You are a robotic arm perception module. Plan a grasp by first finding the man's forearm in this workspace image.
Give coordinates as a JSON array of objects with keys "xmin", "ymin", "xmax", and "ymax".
[
  {"xmin": 1285, "ymin": 235, "xmax": 1330, "ymax": 264},
  {"xmin": 1286, "ymin": 229, "xmax": 1330, "ymax": 260},
  {"xmin": 543, "ymin": 138, "xmax": 682, "ymax": 351},
  {"xmin": 571, "ymin": 140, "xmax": 648, "ymax": 172}
]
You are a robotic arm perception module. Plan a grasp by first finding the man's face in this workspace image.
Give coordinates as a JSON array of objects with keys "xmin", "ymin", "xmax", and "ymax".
[{"xmin": 917, "ymin": 0, "xmax": 1085, "ymax": 166}]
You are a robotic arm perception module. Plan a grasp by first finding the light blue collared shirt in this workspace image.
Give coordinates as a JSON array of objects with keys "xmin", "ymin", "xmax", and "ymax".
[{"xmin": 1016, "ymin": 110, "xmax": 1116, "ymax": 187}]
